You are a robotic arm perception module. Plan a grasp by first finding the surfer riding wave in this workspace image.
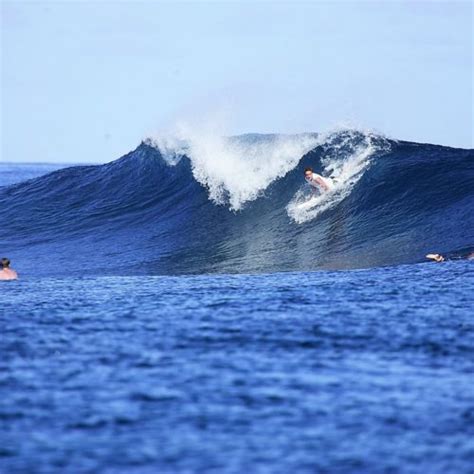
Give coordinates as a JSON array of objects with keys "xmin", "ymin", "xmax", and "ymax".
[{"xmin": 304, "ymin": 167, "xmax": 335, "ymax": 193}]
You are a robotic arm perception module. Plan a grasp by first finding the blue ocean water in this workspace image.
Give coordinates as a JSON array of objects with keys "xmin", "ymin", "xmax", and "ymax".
[
  {"xmin": 1, "ymin": 132, "xmax": 473, "ymax": 473},
  {"xmin": 2, "ymin": 265, "xmax": 474, "ymax": 473}
]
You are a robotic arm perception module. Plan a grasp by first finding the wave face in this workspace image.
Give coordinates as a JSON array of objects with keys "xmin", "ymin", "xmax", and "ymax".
[{"xmin": 1, "ymin": 130, "xmax": 473, "ymax": 276}]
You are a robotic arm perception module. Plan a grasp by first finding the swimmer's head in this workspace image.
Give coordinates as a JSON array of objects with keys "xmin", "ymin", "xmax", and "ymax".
[
  {"xmin": 1, "ymin": 258, "xmax": 10, "ymax": 268},
  {"xmin": 304, "ymin": 167, "xmax": 313, "ymax": 178}
]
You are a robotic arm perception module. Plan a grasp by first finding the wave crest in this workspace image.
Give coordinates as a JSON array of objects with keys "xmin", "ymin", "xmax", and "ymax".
[{"xmin": 150, "ymin": 129, "xmax": 322, "ymax": 210}]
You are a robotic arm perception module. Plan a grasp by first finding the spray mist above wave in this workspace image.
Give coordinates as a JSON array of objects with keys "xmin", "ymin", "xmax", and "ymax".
[
  {"xmin": 287, "ymin": 130, "xmax": 391, "ymax": 223},
  {"xmin": 147, "ymin": 127, "xmax": 321, "ymax": 210}
]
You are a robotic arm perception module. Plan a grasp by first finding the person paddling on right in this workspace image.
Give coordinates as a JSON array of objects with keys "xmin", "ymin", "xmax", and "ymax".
[
  {"xmin": 426, "ymin": 253, "xmax": 445, "ymax": 262},
  {"xmin": 304, "ymin": 167, "xmax": 334, "ymax": 193},
  {"xmin": 0, "ymin": 258, "xmax": 18, "ymax": 280}
]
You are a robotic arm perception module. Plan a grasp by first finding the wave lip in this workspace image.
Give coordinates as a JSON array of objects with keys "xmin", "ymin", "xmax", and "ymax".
[
  {"xmin": 149, "ymin": 131, "xmax": 321, "ymax": 210},
  {"xmin": 0, "ymin": 129, "xmax": 473, "ymax": 276}
]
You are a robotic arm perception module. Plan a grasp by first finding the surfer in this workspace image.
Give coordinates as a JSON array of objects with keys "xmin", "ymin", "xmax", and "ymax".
[
  {"xmin": 0, "ymin": 258, "xmax": 18, "ymax": 280},
  {"xmin": 304, "ymin": 167, "xmax": 334, "ymax": 193}
]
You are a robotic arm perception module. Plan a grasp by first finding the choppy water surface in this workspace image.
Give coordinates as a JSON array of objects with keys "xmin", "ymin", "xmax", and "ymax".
[{"xmin": 2, "ymin": 262, "xmax": 473, "ymax": 473}]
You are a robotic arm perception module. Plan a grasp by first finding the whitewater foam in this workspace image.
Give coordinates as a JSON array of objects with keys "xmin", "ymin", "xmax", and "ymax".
[
  {"xmin": 149, "ymin": 125, "xmax": 320, "ymax": 210},
  {"xmin": 149, "ymin": 127, "xmax": 389, "ymax": 214}
]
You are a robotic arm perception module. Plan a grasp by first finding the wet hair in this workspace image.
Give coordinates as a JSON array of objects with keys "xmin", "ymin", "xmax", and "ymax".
[
  {"xmin": 304, "ymin": 167, "xmax": 313, "ymax": 174},
  {"xmin": 1, "ymin": 258, "xmax": 10, "ymax": 268}
]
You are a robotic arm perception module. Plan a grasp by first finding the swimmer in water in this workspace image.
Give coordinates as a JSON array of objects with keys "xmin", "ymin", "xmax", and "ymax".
[
  {"xmin": 0, "ymin": 258, "xmax": 18, "ymax": 280},
  {"xmin": 426, "ymin": 254, "xmax": 445, "ymax": 262},
  {"xmin": 426, "ymin": 252, "xmax": 474, "ymax": 262}
]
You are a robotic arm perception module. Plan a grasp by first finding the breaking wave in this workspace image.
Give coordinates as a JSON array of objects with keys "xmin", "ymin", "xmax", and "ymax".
[{"xmin": 1, "ymin": 129, "xmax": 472, "ymax": 276}]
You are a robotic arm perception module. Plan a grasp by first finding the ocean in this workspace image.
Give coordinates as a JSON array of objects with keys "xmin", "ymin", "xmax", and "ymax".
[{"xmin": 1, "ymin": 130, "xmax": 473, "ymax": 473}]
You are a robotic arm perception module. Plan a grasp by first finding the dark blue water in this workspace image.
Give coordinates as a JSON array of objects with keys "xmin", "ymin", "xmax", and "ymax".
[
  {"xmin": 2, "ymin": 264, "xmax": 473, "ymax": 473},
  {"xmin": 1, "ymin": 133, "xmax": 473, "ymax": 473}
]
